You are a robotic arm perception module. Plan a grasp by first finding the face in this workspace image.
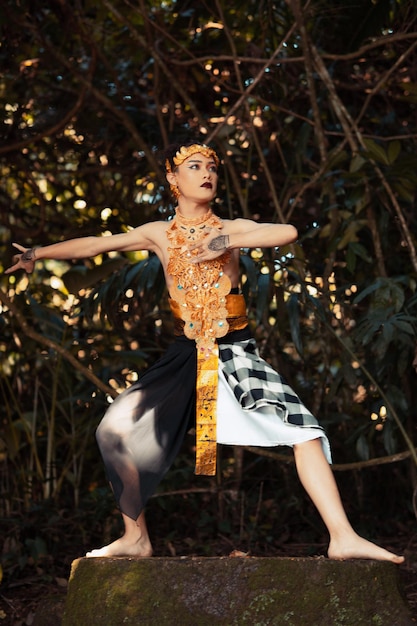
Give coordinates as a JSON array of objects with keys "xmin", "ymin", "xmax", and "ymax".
[{"xmin": 167, "ymin": 152, "xmax": 218, "ymax": 202}]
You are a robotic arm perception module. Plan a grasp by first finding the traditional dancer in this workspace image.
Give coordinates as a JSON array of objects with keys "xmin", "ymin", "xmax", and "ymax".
[{"xmin": 6, "ymin": 141, "xmax": 404, "ymax": 564}]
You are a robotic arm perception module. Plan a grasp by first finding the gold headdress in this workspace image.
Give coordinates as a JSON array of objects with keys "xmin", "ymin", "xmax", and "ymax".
[{"xmin": 165, "ymin": 144, "xmax": 219, "ymax": 173}]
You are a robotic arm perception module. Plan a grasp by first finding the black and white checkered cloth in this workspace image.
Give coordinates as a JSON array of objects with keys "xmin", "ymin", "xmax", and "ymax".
[{"xmin": 218, "ymin": 336, "xmax": 320, "ymax": 429}]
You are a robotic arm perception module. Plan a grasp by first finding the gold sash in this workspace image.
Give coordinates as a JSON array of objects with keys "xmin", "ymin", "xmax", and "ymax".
[{"xmin": 169, "ymin": 294, "xmax": 248, "ymax": 475}]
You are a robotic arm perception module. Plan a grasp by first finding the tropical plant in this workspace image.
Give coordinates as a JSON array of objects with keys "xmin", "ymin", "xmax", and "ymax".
[{"xmin": 0, "ymin": 0, "xmax": 416, "ymax": 571}]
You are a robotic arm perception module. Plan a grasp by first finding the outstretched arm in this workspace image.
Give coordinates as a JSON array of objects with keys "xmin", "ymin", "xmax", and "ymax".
[
  {"xmin": 190, "ymin": 218, "xmax": 298, "ymax": 262},
  {"xmin": 5, "ymin": 224, "xmax": 157, "ymax": 275},
  {"xmin": 226, "ymin": 219, "xmax": 298, "ymax": 249}
]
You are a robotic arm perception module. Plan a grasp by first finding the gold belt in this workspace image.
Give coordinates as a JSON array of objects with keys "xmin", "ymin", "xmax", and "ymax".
[{"xmin": 169, "ymin": 294, "xmax": 248, "ymax": 475}]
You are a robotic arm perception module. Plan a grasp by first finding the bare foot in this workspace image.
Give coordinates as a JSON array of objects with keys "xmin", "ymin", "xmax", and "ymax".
[
  {"xmin": 328, "ymin": 533, "xmax": 404, "ymax": 564},
  {"xmin": 86, "ymin": 535, "xmax": 153, "ymax": 558}
]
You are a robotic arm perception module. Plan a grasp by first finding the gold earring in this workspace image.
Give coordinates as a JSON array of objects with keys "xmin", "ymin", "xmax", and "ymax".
[{"xmin": 170, "ymin": 184, "xmax": 180, "ymax": 199}]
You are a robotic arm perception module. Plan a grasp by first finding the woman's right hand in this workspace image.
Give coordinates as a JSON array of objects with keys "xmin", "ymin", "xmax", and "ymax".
[{"xmin": 4, "ymin": 243, "xmax": 37, "ymax": 275}]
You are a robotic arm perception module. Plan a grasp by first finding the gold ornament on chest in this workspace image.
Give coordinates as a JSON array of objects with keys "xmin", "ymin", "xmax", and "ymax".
[
  {"xmin": 167, "ymin": 209, "xmax": 231, "ymax": 352},
  {"xmin": 180, "ymin": 223, "xmax": 208, "ymax": 242}
]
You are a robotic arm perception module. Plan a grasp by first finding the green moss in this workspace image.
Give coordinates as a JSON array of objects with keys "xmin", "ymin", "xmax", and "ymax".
[{"xmin": 62, "ymin": 557, "xmax": 413, "ymax": 626}]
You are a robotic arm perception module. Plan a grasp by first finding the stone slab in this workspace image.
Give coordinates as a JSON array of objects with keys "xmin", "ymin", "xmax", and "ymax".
[{"xmin": 63, "ymin": 556, "xmax": 413, "ymax": 625}]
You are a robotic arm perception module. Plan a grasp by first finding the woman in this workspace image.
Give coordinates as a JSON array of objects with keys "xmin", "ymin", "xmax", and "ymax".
[{"xmin": 6, "ymin": 141, "xmax": 404, "ymax": 564}]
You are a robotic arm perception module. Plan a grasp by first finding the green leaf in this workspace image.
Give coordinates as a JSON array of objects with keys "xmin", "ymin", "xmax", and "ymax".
[
  {"xmin": 354, "ymin": 278, "xmax": 405, "ymax": 312},
  {"xmin": 347, "ymin": 241, "xmax": 372, "ymax": 265},
  {"xmin": 356, "ymin": 434, "xmax": 370, "ymax": 461},
  {"xmin": 239, "ymin": 253, "xmax": 259, "ymax": 296},
  {"xmin": 393, "ymin": 319, "xmax": 415, "ymax": 336},
  {"xmin": 387, "ymin": 140, "xmax": 401, "ymax": 164},
  {"xmin": 381, "ymin": 322, "xmax": 394, "ymax": 345},
  {"xmin": 346, "ymin": 244, "xmax": 357, "ymax": 273},
  {"xmin": 385, "ymin": 384, "xmax": 409, "ymax": 414},
  {"xmin": 349, "ymin": 153, "xmax": 366, "ymax": 173},
  {"xmin": 287, "ymin": 293, "xmax": 303, "ymax": 356},
  {"xmin": 393, "ymin": 181, "xmax": 416, "ymax": 203},
  {"xmin": 383, "ymin": 420, "xmax": 397, "ymax": 456},
  {"xmin": 362, "ymin": 138, "xmax": 389, "ymax": 165},
  {"xmin": 337, "ymin": 220, "xmax": 367, "ymax": 250},
  {"xmin": 256, "ymin": 272, "xmax": 270, "ymax": 324}
]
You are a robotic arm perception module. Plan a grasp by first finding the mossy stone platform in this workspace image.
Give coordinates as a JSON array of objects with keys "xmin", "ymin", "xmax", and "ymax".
[{"xmin": 63, "ymin": 556, "xmax": 413, "ymax": 625}]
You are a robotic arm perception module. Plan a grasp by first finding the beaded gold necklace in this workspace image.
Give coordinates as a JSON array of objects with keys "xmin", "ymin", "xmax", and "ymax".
[{"xmin": 167, "ymin": 208, "xmax": 231, "ymax": 355}]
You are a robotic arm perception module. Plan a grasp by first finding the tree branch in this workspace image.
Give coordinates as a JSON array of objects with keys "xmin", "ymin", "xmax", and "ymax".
[
  {"xmin": 0, "ymin": 287, "xmax": 117, "ymax": 399},
  {"xmin": 245, "ymin": 446, "xmax": 415, "ymax": 471}
]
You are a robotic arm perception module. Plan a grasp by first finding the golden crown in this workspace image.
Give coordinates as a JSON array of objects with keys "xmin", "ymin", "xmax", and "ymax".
[{"xmin": 165, "ymin": 144, "xmax": 219, "ymax": 172}]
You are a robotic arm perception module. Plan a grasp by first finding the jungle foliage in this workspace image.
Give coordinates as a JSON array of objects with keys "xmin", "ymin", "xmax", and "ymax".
[{"xmin": 0, "ymin": 0, "xmax": 417, "ymax": 575}]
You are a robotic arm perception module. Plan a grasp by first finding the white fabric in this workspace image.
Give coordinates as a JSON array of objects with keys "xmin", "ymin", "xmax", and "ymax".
[{"xmin": 216, "ymin": 368, "xmax": 332, "ymax": 462}]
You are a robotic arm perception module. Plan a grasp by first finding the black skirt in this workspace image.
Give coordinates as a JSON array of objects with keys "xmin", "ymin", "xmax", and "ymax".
[
  {"xmin": 96, "ymin": 329, "xmax": 251, "ymax": 520},
  {"xmin": 95, "ymin": 324, "xmax": 335, "ymax": 525},
  {"xmin": 95, "ymin": 335, "xmax": 198, "ymax": 520}
]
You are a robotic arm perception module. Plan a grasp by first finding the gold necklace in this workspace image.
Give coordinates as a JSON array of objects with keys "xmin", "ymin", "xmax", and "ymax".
[{"xmin": 174, "ymin": 208, "xmax": 213, "ymax": 243}]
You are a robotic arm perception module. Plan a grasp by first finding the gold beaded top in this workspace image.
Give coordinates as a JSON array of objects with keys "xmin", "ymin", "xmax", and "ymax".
[{"xmin": 167, "ymin": 209, "xmax": 231, "ymax": 355}]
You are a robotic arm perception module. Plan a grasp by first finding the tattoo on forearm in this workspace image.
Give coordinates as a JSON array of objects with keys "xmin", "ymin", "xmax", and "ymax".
[
  {"xmin": 208, "ymin": 235, "xmax": 230, "ymax": 252},
  {"xmin": 21, "ymin": 248, "xmax": 36, "ymax": 262}
]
